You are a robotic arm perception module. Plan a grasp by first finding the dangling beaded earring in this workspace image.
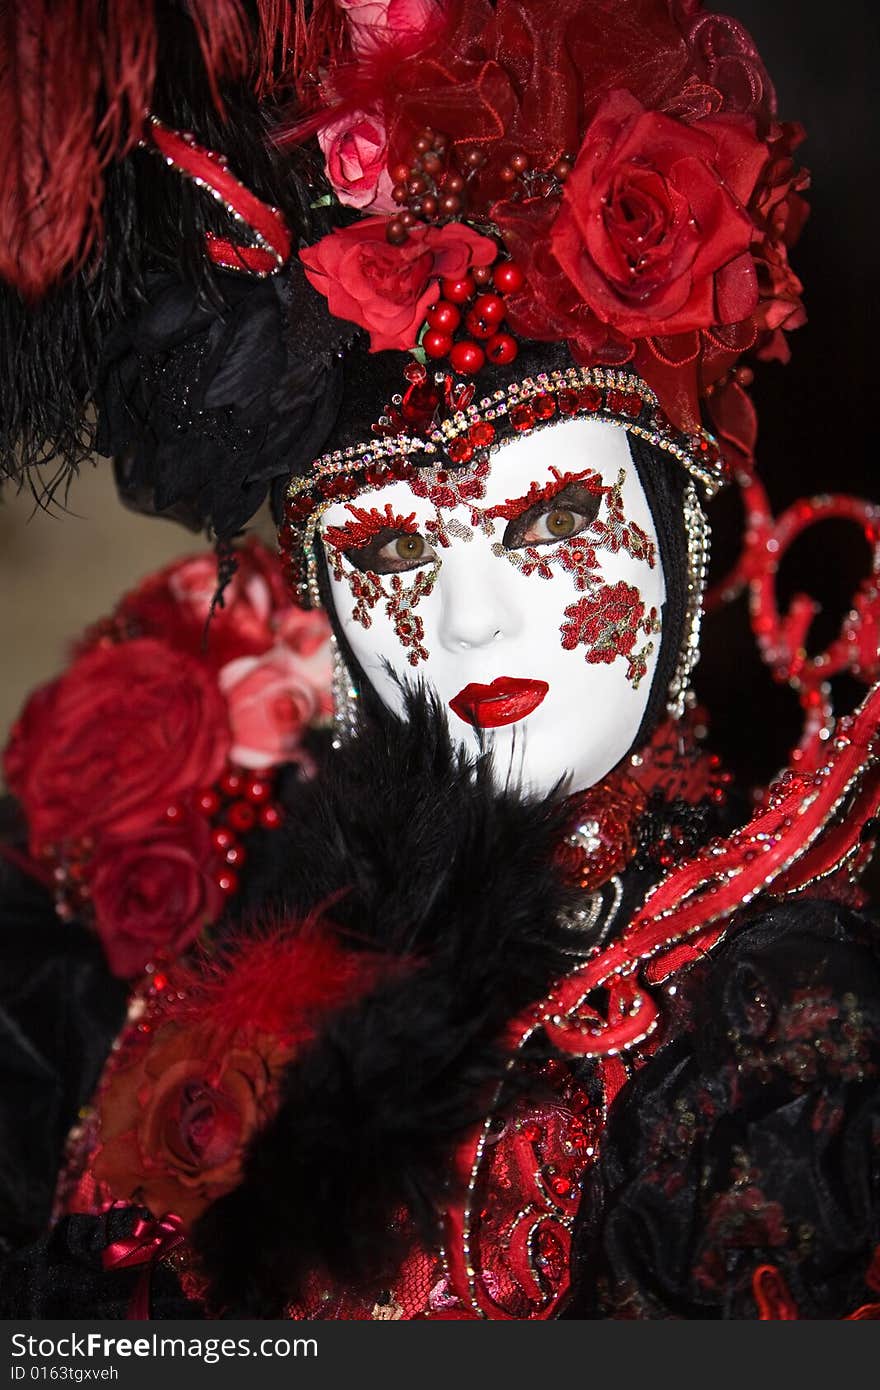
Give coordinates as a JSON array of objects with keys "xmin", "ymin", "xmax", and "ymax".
[{"xmin": 331, "ymin": 634, "xmax": 360, "ymax": 747}]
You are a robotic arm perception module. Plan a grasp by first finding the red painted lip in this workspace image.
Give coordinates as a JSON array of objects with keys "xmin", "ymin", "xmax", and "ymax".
[{"xmin": 449, "ymin": 677, "xmax": 549, "ymax": 729}]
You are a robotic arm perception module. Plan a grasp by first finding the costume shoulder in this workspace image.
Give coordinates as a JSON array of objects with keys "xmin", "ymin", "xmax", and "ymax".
[{"xmin": 568, "ymin": 894, "xmax": 880, "ymax": 1319}]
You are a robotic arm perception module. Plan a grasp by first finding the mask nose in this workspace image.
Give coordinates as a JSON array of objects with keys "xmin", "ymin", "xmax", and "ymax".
[{"xmin": 436, "ymin": 543, "xmax": 522, "ymax": 652}]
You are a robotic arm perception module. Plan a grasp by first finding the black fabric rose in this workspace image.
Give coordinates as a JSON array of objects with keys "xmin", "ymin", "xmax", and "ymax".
[{"xmin": 97, "ymin": 262, "xmax": 354, "ymax": 541}]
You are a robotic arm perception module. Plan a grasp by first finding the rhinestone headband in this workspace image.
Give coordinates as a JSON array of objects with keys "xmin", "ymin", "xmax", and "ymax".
[{"xmin": 279, "ymin": 364, "xmax": 724, "ymax": 608}]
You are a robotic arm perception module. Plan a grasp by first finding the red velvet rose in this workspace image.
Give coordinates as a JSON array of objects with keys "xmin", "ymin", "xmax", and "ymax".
[
  {"xmin": 93, "ymin": 1020, "xmax": 290, "ymax": 1225},
  {"xmin": 4, "ymin": 638, "xmax": 230, "ymax": 853},
  {"xmin": 300, "ymin": 218, "xmax": 497, "ymax": 351},
  {"xmin": 552, "ymin": 90, "xmax": 764, "ymax": 340},
  {"xmin": 90, "ymin": 819, "xmax": 224, "ymax": 978},
  {"xmin": 117, "ymin": 540, "xmax": 289, "ymax": 671}
]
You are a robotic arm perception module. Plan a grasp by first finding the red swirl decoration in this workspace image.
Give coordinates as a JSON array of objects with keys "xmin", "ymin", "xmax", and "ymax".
[
  {"xmin": 707, "ymin": 461, "xmax": 880, "ymax": 771},
  {"xmin": 146, "ymin": 118, "xmax": 291, "ymax": 276}
]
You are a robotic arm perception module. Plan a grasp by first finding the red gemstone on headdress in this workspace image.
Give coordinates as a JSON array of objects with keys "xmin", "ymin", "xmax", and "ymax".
[
  {"xmin": 469, "ymin": 420, "xmax": 495, "ymax": 447},
  {"xmin": 557, "ymin": 390, "xmax": 578, "ymax": 415},
  {"xmin": 577, "ymin": 385, "xmax": 603, "ymax": 412},
  {"xmin": 621, "ymin": 391, "xmax": 643, "ymax": 416},
  {"xmin": 510, "ymin": 402, "xmax": 535, "ymax": 431},
  {"xmin": 533, "ymin": 394, "xmax": 556, "ymax": 421},
  {"xmin": 447, "ymin": 436, "xmax": 474, "ymax": 464},
  {"xmin": 401, "ymin": 381, "xmax": 441, "ymax": 423}
]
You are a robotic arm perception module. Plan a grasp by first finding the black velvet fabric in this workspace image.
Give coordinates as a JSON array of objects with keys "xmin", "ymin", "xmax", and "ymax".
[
  {"xmin": 0, "ymin": 1207, "xmax": 200, "ymax": 1320},
  {"xmin": 0, "ymin": 849, "xmax": 128, "ymax": 1256},
  {"xmin": 567, "ymin": 899, "xmax": 880, "ymax": 1319}
]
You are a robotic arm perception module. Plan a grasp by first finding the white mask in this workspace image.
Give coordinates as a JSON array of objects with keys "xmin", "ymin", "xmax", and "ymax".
[{"xmin": 320, "ymin": 418, "xmax": 667, "ymax": 798}]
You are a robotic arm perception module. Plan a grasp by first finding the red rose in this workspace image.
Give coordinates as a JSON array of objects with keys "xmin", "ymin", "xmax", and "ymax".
[
  {"xmin": 300, "ymin": 219, "xmax": 497, "ymax": 351},
  {"xmin": 219, "ymin": 634, "xmax": 332, "ymax": 771},
  {"xmin": 552, "ymin": 90, "xmax": 764, "ymax": 340},
  {"xmin": 90, "ymin": 819, "xmax": 224, "ymax": 978},
  {"xmin": 318, "ymin": 110, "xmax": 397, "ymax": 213},
  {"xmin": 4, "ymin": 638, "xmax": 230, "ymax": 852},
  {"xmin": 117, "ymin": 540, "xmax": 289, "ymax": 671},
  {"xmin": 93, "ymin": 1021, "xmax": 290, "ymax": 1225}
]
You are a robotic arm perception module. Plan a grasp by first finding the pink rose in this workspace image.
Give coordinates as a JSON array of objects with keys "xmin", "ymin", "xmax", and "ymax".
[
  {"xmin": 338, "ymin": 0, "xmax": 444, "ymax": 55},
  {"xmin": 318, "ymin": 110, "xmax": 396, "ymax": 213},
  {"xmin": 219, "ymin": 639, "xmax": 333, "ymax": 771},
  {"xmin": 117, "ymin": 541, "xmax": 289, "ymax": 671},
  {"xmin": 300, "ymin": 218, "xmax": 497, "ymax": 352}
]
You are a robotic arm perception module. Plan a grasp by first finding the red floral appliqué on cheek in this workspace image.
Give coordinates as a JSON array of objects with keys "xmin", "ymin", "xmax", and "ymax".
[
  {"xmin": 561, "ymin": 582, "xmax": 660, "ymax": 689},
  {"xmin": 323, "ymin": 503, "xmax": 420, "ymax": 553}
]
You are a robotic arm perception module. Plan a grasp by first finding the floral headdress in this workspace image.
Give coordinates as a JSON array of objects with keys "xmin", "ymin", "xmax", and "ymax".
[
  {"xmin": 266, "ymin": 0, "xmax": 808, "ymax": 655},
  {"xmin": 298, "ymin": 0, "xmax": 807, "ymax": 437}
]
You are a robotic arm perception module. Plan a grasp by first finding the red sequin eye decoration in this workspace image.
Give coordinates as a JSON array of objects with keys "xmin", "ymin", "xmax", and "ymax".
[
  {"xmin": 323, "ymin": 504, "xmax": 420, "ymax": 553},
  {"xmin": 484, "ymin": 468, "xmax": 602, "ymax": 523}
]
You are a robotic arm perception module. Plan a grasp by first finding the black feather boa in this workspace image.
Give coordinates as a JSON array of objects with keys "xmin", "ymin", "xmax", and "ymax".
[{"xmin": 192, "ymin": 697, "xmax": 593, "ymax": 1316}]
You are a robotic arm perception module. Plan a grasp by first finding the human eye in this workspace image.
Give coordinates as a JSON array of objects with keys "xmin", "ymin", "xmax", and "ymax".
[
  {"xmin": 502, "ymin": 482, "xmax": 601, "ymax": 549},
  {"xmin": 340, "ymin": 527, "xmax": 438, "ymax": 575},
  {"xmin": 322, "ymin": 504, "xmax": 439, "ymax": 575}
]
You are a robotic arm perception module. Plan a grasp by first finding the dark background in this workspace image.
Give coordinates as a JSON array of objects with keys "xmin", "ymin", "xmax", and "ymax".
[{"xmin": 694, "ymin": 0, "xmax": 879, "ymax": 785}]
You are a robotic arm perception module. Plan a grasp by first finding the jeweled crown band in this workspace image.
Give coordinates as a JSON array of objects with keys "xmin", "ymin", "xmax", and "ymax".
[{"xmin": 278, "ymin": 364, "xmax": 724, "ymax": 609}]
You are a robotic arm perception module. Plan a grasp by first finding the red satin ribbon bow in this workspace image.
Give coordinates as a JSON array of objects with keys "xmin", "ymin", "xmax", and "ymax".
[{"xmin": 102, "ymin": 1209, "xmax": 185, "ymax": 1320}]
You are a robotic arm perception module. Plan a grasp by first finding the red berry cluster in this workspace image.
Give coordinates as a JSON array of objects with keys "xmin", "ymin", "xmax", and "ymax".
[
  {"xmin": 423, "ymin": 259, "xmax": 525, "ymax": 375},
  {"xmin": 183, "ymin": 766, "xmax": 284, "ymax": 899},
  {"xmin": 387, "ymin": 128, "xmax": 477, "ymax": 243},
  {"xmin": 45, "ymin": 766, "xmax": 284, "ymax": 926}
]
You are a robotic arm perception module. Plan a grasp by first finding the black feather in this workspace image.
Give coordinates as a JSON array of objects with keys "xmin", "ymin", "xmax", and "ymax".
[{"xmin": 192, "ymin": 692, "xmax": 590, "ymax": 1316}]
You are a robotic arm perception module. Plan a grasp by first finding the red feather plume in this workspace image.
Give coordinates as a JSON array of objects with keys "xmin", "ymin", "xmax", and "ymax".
[{"xmin": 0, "ymin": 0, "xmax": 296, "ymax": 301}]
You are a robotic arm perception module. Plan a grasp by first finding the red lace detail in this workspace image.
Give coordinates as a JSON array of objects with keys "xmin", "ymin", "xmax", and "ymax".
[{"xmin": 561, "ymin": 582, "xmax": 658, "ymax": 688}]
